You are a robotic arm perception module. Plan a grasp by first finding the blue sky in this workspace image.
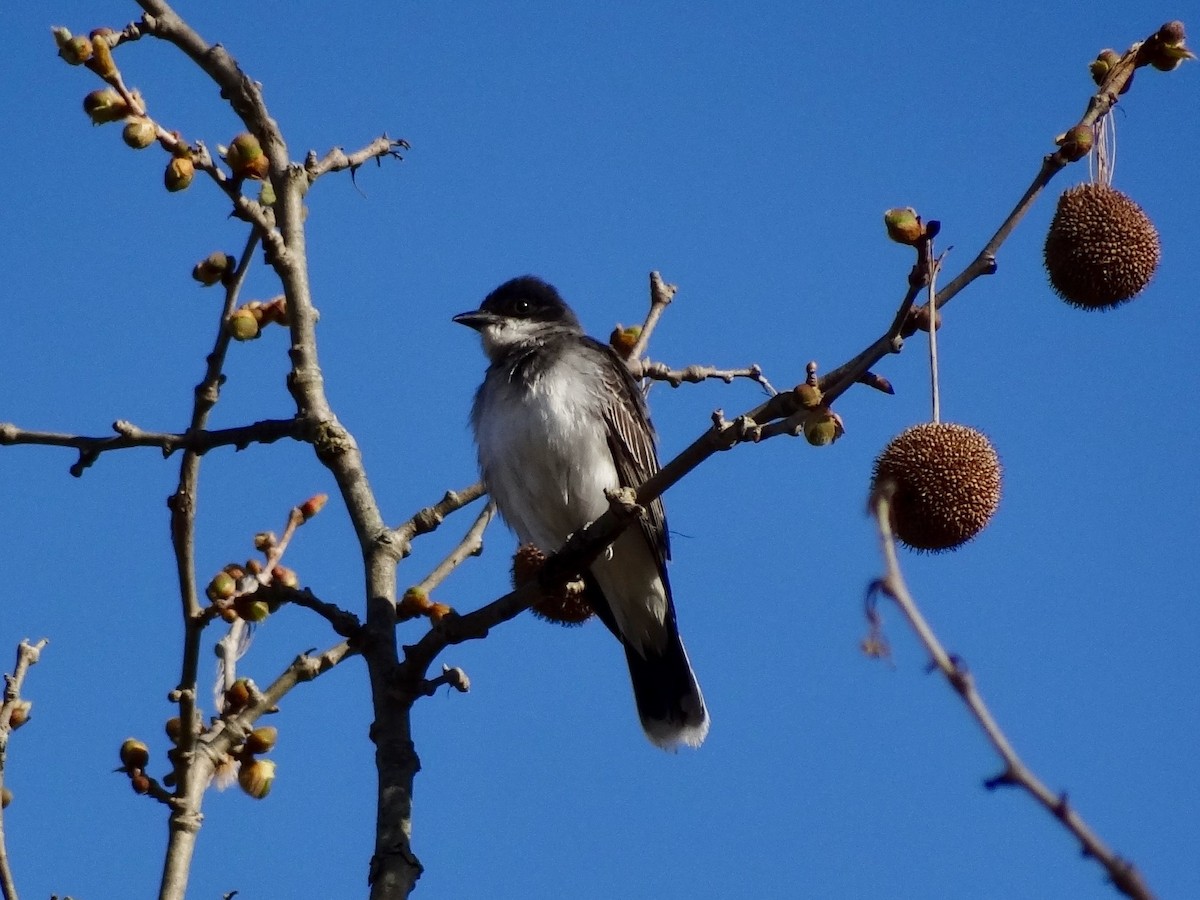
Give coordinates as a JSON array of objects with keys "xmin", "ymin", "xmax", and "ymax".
[{"xmin": 2, "ymin": 2, "xmax": 1197, "ymax": 898}]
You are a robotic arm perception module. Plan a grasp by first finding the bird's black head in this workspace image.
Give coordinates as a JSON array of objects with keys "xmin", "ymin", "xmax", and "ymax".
[
  {"xmin": 453, "ymin": 274, "xmax": 580, "ymax": 336},
  {"xmin": 480, "ymin": 276, "xmax": 579, "ymax": 326},
  {"xmin": 454, "ymin": 276, "xmax": 582, "ymax": 359}
]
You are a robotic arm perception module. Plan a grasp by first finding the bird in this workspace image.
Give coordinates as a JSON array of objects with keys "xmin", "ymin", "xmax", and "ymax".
[{"xmin": 454, "ymin": 275, "xmax": 709, "ymax": 750}]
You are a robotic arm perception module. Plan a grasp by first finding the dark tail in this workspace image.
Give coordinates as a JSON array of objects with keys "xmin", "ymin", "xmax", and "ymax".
[{"xmin": 624, "ymin": 627, "xmax": 709, "ymax": 750}]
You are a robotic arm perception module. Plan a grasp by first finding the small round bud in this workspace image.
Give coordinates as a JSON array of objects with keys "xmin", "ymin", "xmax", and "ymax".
[
  {"xmin": 206, "ymin": 571, "xmax": 237, "ymax": 602},
  {"xmin": 164, "ymin": 156, "xmax": 195, "ymax": 192},
  {"xmin": 234, "ymin": 595, "xmax": 270, "ymax": 623},
  {"xmin": 803, "ymin": 407, "xmax": 844, "ymax": 447},
  {"xmin": 226, "ymin": 308, "xmax": 261, "ymax": 341},
  {"xmin": 192, "ymin": 251, "xmax": 233, "ymax": 286},
  {"xmin": 88, "ymin": 36, "xmax": 117, "ymax": 78},
  {"xmin": 131, "ymin": 773, "xmax": 152, "ymax": 795},
  {"xmin": 244, "ymin": 559, "xmax": 264, "ymax": 576},
  {"xmin": 1, "ymin": 786, "xmax": 11, "ymax": 809},
  {"xmin": 120, "ymin": 738, "xmax": 150, "ymax": 770},
  {"xmin": 794, "ymin": 383, "xmax": 823, "ymax": 410},
  {"xmin": 1054, "ymin": 124, "xmax": 1094, "ymax": 162},
  {"xmin": 883, "ymin": 207, "xmax": 923, "ymax": 245},
  {"xmin": 165, "ymin": 716, "xmax": 183, "ymax": 744},
  {"xmin": 1090, "ymin": 49, "xmax": 1120, "ymax": 85},
  {"xmin": 83, "ymin": 88, "xmax": 129, "ymax": 125},
  {"xmin": 238, "ymin": 758, "xmax": 276, "ymax": 799},
  {"xmin": 226, "ymin": 132, "xmax": 270, "ymax": 180},
  {"xmin": 7, "ymin": 700, "xmax": 32, "ymax": 730},
  {"xmin": 1143, "ymin": 22, "xmax": 1196, "ymax": 71},
  {"xmin": 260, "ymin": 298, "xmax": 290, "ymax": 325},
  {"xmin": 299, "ymin": 493, "xmax": 328, "ymax": 520},
  {"xmin": 901, "ymin": 304, "xmax": 942, "ymax": 337},
  {"xmin": 271, "ymin": 565, "xmax": 298, "ymax": 589},
  {"xmin": 608, "ymin": 325, "xmax": 642, "ymax": 359},
  {"xmin": 59, "ymin": 34, "xmax": 94, "ymax": 66},
  {"xmin": 121, "ymin": 117, "xmax": 157, "ymax": 150},
  {"xmin": 253, "ymin": 532, "xmax": 276, "ymax": 552},
  {"xmin": 225, "ymin": 679, "xmax": 252, "ymax": 712},
  {"xmin": 245, "ymin": 726, "xmax": 278, "ymax": 755}
]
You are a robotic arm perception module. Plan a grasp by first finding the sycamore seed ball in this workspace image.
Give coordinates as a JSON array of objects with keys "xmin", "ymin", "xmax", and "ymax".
[
  {"xmin": 872, "ymin": 422, "xmax": 1002, "ymax": 553},
  {"xmin": 1044, "ymin": 183, "xmax": 1160, "ymax": 310},
  {"xmin": 512, "ymin": 544, "xmax": 593, "ymax": 626}
]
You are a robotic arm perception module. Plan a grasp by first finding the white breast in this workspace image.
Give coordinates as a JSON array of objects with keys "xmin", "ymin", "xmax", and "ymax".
[{"xmin": 476, "ymin": 362, "xmax": 617, "ymax": 554}]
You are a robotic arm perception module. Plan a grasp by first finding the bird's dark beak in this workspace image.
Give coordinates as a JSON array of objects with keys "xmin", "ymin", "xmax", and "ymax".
[{"xmin": 453, "ymin": 309, "xmax": 498, "ymax": 331}]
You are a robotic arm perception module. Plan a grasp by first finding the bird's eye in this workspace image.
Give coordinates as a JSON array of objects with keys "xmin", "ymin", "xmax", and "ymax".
[{"xmin": 512, "ymin": 298, "xmax": 532, "ymax": 315}]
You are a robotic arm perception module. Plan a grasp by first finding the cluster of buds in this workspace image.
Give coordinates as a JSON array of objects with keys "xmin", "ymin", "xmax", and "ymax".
[
  {"xmin": 53, "ymin": 26, "xmax": 118, "ymax": 78},
  {"xmin": 398, "ymin": 587, "xmax": 454, "ymax": 623},
  {"xmin": 119, "ymin": 738, "xmax": 153, "ymax": 795},
  {"xmin": 225, "ymin": 296, "xmax": 290, "ymax": 341},
  {"xmin": 1137, "ymin": 20, "xmax": 1195, "ymax": 72},
  {"xmin": 223, "ymin": 682, "xmax": 279, "ymax": 799},
  {"xmin": 0, "ymin": 700, "xmax": 35, "ymax": 808},
  {"xmin": 608, "ymin": 324, "xmax": 642, "ymax": 360},
  {"xmin": 206, "ymin": 561, "xmax": 297, "ymax": 623},
  {"xmin": 203, "ymin": 494, "xmax": 324, "ymax": 621},
  {"xmin": 192, "ymin": 251, "xmax": 235, "ymax": 287},
  {"xmin": 882, "ymin": 207, "xmax": 939, "ymax": 246},
  {"xmin": 55, "ymin": 27, "xmax": 213, "ymax": 195},
  {"xmin": 792, "ymin": 366, "xmax": 844, "ymax": 447}
]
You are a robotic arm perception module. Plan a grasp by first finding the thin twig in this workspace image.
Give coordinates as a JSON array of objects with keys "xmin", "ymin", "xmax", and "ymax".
[
  {"xmin": 0, "ymin": 418, "xmax": 303, "ymax": 476},
  {"xmin": 0, "ymin": 639, "xmax": 48, "ymax": 900},
  {"xmin": 867, "ymin": 486, "xmax": 1154, "ymax": 900},
  {"xmin": 408, "ymin": 502, "xmax": 496, "ymax": 598},
  {"xmin": 630, "ymin": 359, "xmax": 778, "ymax": 395},
  {"xmin": 626, "ymin": 271, "xmax": 677, "ymax": 361},
  {"xmin": 282, "ymin": 587, "xmax": 363, "ymax": 639},
  {"xmin": 304, "ymin": 136, "xmax": 411, "ymax": 182},
  {"xmin": 389, "ymin": 482, "xmax": 487, "ymax": 558}
]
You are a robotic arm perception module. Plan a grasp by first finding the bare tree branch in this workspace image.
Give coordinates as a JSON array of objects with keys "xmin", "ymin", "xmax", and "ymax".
[
  {"xmin": 389, "ymin": 482, "xmax": 487, "ymax": 557},
  {"xmin": 631, "ymin": 359, "xmax": 777, "ymax": 395},
  {"xmin": 0, "ymin": 418, "xmax": 303, "ymax": 476},
  {"xmin": 866, "ymin": 485, "xmax": 1154, "ymax": 900},
  {"xmin": 304, "ymin": 136, "xmax": 411, "ymax": 182},
  {"xmin": 406, "ymin": 502, "xmax": 497, "ymax": 602},
  {"xmin": 626, "ymin": 270, "xmax": 677, "ymax": 360}
]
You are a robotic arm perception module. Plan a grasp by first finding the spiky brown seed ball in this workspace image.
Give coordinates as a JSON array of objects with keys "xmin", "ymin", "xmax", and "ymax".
[
  {"xmin": 1044, "ymin": 183, "xmax": 1160, "ymax": 310},
  {"xmin": 872, "ymin": 423, "xmax": 1002, "ymax": 552},
  {"xmin": 512, "ymin": 544, "xmax": 593, "ymax": 626}
]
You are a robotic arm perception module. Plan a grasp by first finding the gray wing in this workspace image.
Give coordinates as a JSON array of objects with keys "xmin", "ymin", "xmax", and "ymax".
[{"xmin": 587, "ymin": 338, "xmax": 671, "ymax": 571}]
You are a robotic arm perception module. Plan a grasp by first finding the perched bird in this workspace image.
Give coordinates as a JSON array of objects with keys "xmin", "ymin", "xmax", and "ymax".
[{"xmin": 454, "ymin": 276, "xmax": 709, "ymax": 749}]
